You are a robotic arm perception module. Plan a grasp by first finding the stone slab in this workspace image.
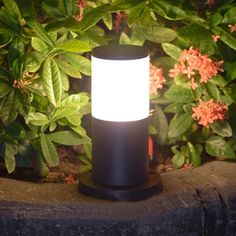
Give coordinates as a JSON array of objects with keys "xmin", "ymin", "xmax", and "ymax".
[{"xmin": 0, "ymin": 161, "xmax": 236, "ymax": 235}]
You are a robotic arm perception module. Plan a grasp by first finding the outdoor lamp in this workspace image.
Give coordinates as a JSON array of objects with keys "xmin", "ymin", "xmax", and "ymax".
[{"xmin": 79, "ymin": 45, "xmax": 162, "ymax": 201}]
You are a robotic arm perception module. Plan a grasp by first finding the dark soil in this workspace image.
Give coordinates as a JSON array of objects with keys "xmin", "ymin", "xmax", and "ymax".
[{"xmin": 0, "ymin": 145, "xmax": 84, "ymax": 184}]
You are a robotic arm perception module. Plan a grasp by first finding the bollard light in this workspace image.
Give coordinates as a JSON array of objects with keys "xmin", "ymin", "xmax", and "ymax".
[{"xmin": 79, "ymin": 45, "xmax": 162, "ymax": 201}]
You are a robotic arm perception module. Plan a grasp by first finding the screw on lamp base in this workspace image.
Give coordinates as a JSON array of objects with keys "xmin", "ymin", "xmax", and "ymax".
[{"xmin": 78, "ymin": 172, "xmax": 162, "ymax": 201}]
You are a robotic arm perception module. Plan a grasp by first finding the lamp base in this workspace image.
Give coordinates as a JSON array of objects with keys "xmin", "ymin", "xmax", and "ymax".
[{"xmin": 78, "ymin": 172, "xmax": 162, "ymax": 201}]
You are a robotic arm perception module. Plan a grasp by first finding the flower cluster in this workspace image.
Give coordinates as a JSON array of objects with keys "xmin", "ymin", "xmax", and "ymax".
[
  {"xmin": 169, "ymin": 47, "xmax": 224, "ymax": 90},
  {"xmin": 192, "ymin": 99, "xmax": 228, "ymax": 128},
  {"xmin": 150, "ymin": 63, "xmax": 166, "ymax": 95},
  {"xmin": 73, "ymin": 0, "xmax": 87, "ymax": 22}
]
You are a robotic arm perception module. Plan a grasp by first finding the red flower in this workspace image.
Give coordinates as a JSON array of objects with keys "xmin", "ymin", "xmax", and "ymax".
[
  {"xmin": 150, "ymin": 63, "xmax": 166, "ymax": 95},
  {"xmin": 148, "ymin": 136, "xmax": 154, "ymax": 159},
  {"xmin": 192, "ymin": 99, "xmax": 228, "ymax": 128}
]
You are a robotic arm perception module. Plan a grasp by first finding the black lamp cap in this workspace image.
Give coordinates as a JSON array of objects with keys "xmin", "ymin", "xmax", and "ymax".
[{"xmin": 92, "ymin": 44, "xmax": 148, "ymax": 60}]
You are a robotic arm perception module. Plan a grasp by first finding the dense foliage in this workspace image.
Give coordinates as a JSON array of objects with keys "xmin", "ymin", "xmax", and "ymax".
[{"xmin": 0, "ymin": 0, "xmax": 235, "ymax": 174}]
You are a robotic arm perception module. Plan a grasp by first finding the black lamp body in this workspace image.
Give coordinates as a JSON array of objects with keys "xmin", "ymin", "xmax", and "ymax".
[
  {"xmin": 92, "ymin": 118, "xmax": 148, "ymax": 186},
  {"xmin": 79, "ymin": 45, "xmax": 162, "ymax": 200}
]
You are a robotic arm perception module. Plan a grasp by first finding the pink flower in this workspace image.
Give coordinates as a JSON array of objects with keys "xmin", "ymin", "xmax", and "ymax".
[
  {"xmin": 73, "ymin": 0, "xmax": 87, "ymax": 22},
  {"xmin": 228, "ymin": 24, "xmax": 236, "ymax": 33},
  {"xmin": 169, "ymin": 47, "xmax": 224, "ymax": 89},
  {"xmin": 192, "ymin": 99, "xmax": 228, "ymax": 128},
  {"xmin": 114, "ymin": 12, "xmax": 127, "ymax": 33},
  {"xmin": 150, "ymin": 63, "xmax": 166, "ymax": 95},
  {"xmin": 212, "ymin": 35, "xmax": 220, "ymax": 42}
]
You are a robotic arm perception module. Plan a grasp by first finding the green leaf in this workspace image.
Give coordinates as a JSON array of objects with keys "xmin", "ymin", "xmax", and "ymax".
[
  {"xmin": 103, "ymin": 13, "xmax": 113, "ymax": 30},
  {"xmin": 79, "ymin": 155, "xmax": 92, "ymax": 168},
  {"xmin": 226, "ymin": 84, "xmax": 236, "ymax": 101},
  {"xmin": 149, "ymin": 1, "xmax": 186, "ymax": 20},
  {"xmin": 162, "ymin": 43, "xmax": 181, "ymax": 60},
  {"xmin": 23, "ymin": 51, "xmax": 45, "ymax": 73},
  {"xmin": 40, "ymin": 133, "xmax": 59, "ymax": 167},
  {"xmin": 29, "ymin": 81, "xmax": 46, "ymax": 97},
  {"xmin": 209, "ymin": 13, "xmax": 223, "ymax": 26},
  {"xmin": 61, "ymin": 93, "xmax": 89, "ymax": 108},
  {"xmin": 210, "ymin": 120, "xmax": 232, "ymax": 137},
  {"xmin": 4, "ymin": 143, "xmax": 16, "ymax": 173},
  {"xmin": 210, "ymin": 75, "xmax": 227, "ymax": 87},
  {"xmin": 71, "ymin": 125, "xmax": 87, "ymax": 137},
  {"xmin": 61, "ymin": 72, "xmax": 69, "ymax": 91},
  {"xmin": 14, "ymin": 90, "xmax": 31, "ymax": 117},
  {"xmin": 31, "ymin": 37, "xmax": 49, "ymax": 52},
  {"xmin": 191, "ymin": 85, "xmax": 204, "ymax": 100},
  {"xmin": 145, "ymin": 26, "xmax": 176, "ymax": 43},
  {"xmin": 49, "ymin": 122, "xmax": 57, "ymax": 132},
  {"xmin": 0, "ymin": 82, "xmax": 12, "ymax": 98},
  {"xmin": 2, "ymin": 0, "xmax": 22, "ymax": 23},
  {"xmin": 165, "ymin": 85, "xmax": 194, "ymax": 103},
  {"xmin": 48, "ymin": 131, "xmax": 84, "ymax": 145},
  {"xmin": 8, "ymin": 37, "xmax": 24, "ymax": 67},
  {"xmin": 111, "ymin": 0, "xmax": 141, "ymax": 11},
  {"xmin": 66, "ymin": 114, "xmax": 82, "ymax": 126},
  {"xmin": 188, "ymin": 142, "xmax": 201, "ymax": 167},
  {"xmin": 205, "ymin": 82, "xmax": 221, "ymax": 101},
  {"xmin": 59, "ymin": 0, "xmax": 76, "ymax": 17},
  {"xmin": 64, "ymin": 5, "xmax": 109, "ymax": 32},
  {"xmin": 15, "ymin": 0, "xmax": 36, "ymax": 18},
  {"xmin": 168, "ymin": 113, "xmax": 193, "ymax": 138},
  {"xmin": 127, "ymin": 3, "xmax": 145, "ymax": 26},
  {"xmin": 26, "ymin": 112, "xmax": 50, "ymax": 126},
  {"xmin": 155, "ymin": 56, "xmax": 176, "ymax": 72},
  {"xmin": 206, "ymin": 136, "xmax": 235, "ymax": 159},
  {"xmin": 6, "ymin": 121, "xmax": 25, "ymax": 139},
  {"xmin": 223, "ymin": 6, "xmax": 236, "ymax": 24},
  {"xmin": 26, "ymin": 18, "xmax": 54, "ymax": 47},
  {"xmin": 51, "ymin": 107, "xmax": 77, "ymax": 121},
  {"xmin": 225, "ymin": 61, "xmax": 236, "ymax": 82},
  {"xmin": 172, "ymin": 152, "xmax": 185, "ymax": 168},
  {"xmin": 56, "ymin": 40, "xmax": 92, "ymax": 53},
  {"xmin": 61, "ymin": 52, "xmax": 91, "ymax": 76},
  {"xmin": 178, "ymin": 23, "xmax": 208, "ymax": 41},
  {"xmin": 119, "ymin": 32, "xmax": 131, "ymax": 45},
  {"xmin": 130, "ymin": 26, "xmax": 146, "ymax": 46},
  {"xmin": 152, "ymin": 105, "xmax": 168, "ymax": 145},
  {"xmin": 164, "ymin": 103, "xmax": 184, "ymax": 113},
  {"xmin": 149, "ymin": 125, "xmax": 157, "ymax": 135},
  {"xmin": 1, "ymin": 90, "xmax": 17, "ymax": 126},
  {"xmin": 183, "ymin": 104, "xmax": 194, "ymax": 115},
  {"xmin": 56, "ymin": 58, "xmax": 82, "ymax": 79},
  {"xmin": 177, "ymin": 24, "xmax": 211, "ymax": 49},
  {"xmin": 42, "ymin": 57, "xmax": 62, "ymax": 107},
  {"xmin": 212, "ymin": 26, "xmax": 236, "ymax": 50}
]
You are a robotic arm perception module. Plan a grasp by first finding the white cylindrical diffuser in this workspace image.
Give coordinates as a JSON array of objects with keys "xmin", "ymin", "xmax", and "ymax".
[{"xmin": 92, "ymin": 54, "xmax": 149, "ymax": 122}]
